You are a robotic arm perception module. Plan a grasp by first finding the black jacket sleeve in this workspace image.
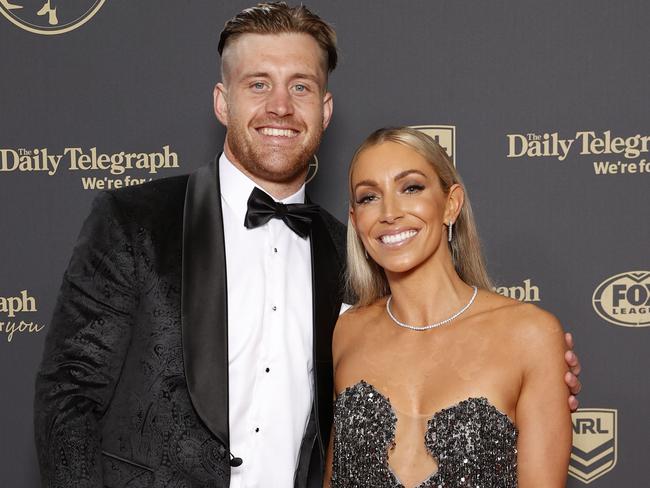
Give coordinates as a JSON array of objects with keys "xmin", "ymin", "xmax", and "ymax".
[{"xmin": 34, "ymin": 191, "xmax": 138, "ymax": 487}]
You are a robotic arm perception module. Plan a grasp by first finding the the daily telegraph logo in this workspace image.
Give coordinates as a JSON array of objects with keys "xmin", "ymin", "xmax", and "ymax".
[
  {"xmin": 0, "ymin": 0, "xmax": 105, "ymax": 35},
  {"xmin": 569, "ymin": 409, "xmax": 617, "ymax": 484},
  {"xmin": 411, "ymin": 125, "xmax": 456, "ymax": 166},
  {"xmin": 593, "ymin": 271, "xmax": 650, "ymax": 327},
  {"xmin": 506, "ymin": 130, "xmax": 650, "ymax": 176},
  {"xmin": 494, "ymin": 279, "xmax": 540, "ymax": 302},
  {"xmin": 0, "ymin": 290, "xmax": 44, "ymax": 343},
  {"xmin": 0, "ymin": 145, "xmax": 180, "ymax": 190}
]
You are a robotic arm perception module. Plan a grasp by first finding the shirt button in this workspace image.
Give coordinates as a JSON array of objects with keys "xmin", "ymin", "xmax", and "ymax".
[
  {"xmin": 272, "ymin": 305, "xmax": 277, "ymax": 311},
  {"xmin": 255, "ymin": 427, "xmax": 260, "ymax": 433},
  {"xmin": 265, "ymin": 367, "xmax": 270, "ymax": 373},
  {"xmin": 273, "ymin": 247, "xmax": 278, "ymax": 253}
]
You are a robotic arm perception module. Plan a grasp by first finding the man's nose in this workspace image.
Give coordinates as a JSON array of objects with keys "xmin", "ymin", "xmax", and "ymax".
[{"xmin": 265, "ymin": 87, "xmax": 294, "ymax": 117}]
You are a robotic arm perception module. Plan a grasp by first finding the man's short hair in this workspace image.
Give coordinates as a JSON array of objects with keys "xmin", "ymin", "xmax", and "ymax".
[{"xmin": 218, "ymin": 2, "xmax": 338, "ymax": 73}]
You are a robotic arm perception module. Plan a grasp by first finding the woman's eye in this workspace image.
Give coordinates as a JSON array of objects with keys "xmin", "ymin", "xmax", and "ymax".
[
  {"xmin": 403, "ymin": 184, "xmax": 425, "ymax": 194},
  {"xmin": 356, "ymin": 193, "xmax": 377, "ymax": 205}
]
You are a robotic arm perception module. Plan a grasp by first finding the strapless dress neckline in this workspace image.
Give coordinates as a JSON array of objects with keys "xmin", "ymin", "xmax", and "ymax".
[
  {"xmin": 337, "ymin": 380, "xmax": 515, "ymax": 426},
  {"xmin": 331, "ymin": 380, "xmax": 518, "ymax": 488}
]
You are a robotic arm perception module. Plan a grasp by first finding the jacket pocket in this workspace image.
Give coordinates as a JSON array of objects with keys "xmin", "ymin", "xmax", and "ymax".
[{"xmin": 101, "ymin": 450, "xmax": 154, "ymax": 488}]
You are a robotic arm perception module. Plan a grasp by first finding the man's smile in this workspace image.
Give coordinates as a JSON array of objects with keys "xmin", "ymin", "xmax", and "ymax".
[{"xmin": 257, "ymin": 127, "xmax": 300, "ymax": 138}]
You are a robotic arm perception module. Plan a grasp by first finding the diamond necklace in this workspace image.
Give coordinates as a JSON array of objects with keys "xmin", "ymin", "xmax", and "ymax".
[{"xmin": 385, "ymin": 286, "xmax": 478, "ymax": 331}]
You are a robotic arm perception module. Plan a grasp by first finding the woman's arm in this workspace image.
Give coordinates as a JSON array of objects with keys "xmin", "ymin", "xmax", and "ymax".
[{"xmin": 515, "ymin": 309, "xmax": 572, "ymax": 487}]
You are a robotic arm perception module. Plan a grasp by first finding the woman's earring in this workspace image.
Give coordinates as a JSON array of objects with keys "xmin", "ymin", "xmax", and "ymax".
[
  {"xmin": 364, "ymin": 248, "xmax": 369, "ymax": 259},
  {"xmin": 448, "ymin": 220, "xmax": 453, "ymax": 242}
]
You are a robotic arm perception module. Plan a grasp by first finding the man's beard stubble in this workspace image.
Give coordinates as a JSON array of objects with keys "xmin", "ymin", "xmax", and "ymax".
[{"xmin": 226, "ymin": 120, "xmax": 323, "ymax": 185}]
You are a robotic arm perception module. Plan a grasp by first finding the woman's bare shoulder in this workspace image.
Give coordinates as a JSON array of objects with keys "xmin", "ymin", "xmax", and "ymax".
[
  {"xmin": 477, "ymin": 291, "xmax": 561, "ymax": 330},
  {"xmin": 474, "ymin": 291, "xmax": 564, "ymax": 352},
  {"xmin": 333, "ymin": 301, "xmax": 384, "ymax": 353},
  {"xmin": 494, "ymin": 298, "xmax": 566, "ymax": 368},
  {"xmin": 335, "ymin": 301, "xmax": 384, "ymax": 334},
  {"xmin": 509, "ymin": 302, "xmax": 563, "ymax": 337}
]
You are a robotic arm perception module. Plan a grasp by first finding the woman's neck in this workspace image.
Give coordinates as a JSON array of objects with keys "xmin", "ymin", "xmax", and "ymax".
[{"xmin": 385, "ymin": 252, "xmax": 474, "ymax": 327}]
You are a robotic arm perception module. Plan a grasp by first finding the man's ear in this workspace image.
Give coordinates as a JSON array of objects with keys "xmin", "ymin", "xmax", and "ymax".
[
  {"xmin": 444, "ymin": 183, "xmax": 465, "ymax": 224},
  {"xmin": 322, "ymin": 91, "xmax": 333, "ymax": 129},
  {"xmin": 214, "ymin": 83, "xmax": 229, "ymax": 126}
]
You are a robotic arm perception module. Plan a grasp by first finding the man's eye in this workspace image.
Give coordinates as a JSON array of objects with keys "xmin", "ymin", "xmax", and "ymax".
[
  {"xmin": 252, "ymin": 82, "xmax": 266, "ymax": 90},
  {"xmin": 294, "ymin": 84, "xmax": 307, "ymax": 92}
]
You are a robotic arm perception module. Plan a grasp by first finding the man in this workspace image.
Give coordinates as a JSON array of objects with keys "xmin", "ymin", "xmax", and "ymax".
[{"xmin": 34, "ymin": 3, "xmax": 581, "ymax": 487}]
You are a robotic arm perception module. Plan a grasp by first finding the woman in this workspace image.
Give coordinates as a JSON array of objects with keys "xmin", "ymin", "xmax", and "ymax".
[{"xmin": 325, "ymin": 127, "xmax": 572, "ymax": 487}]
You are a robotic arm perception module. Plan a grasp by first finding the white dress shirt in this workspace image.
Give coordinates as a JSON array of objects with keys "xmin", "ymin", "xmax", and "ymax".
[{"xmin": 219, "ymin": 153, "xmax": 314, "ymax": 488}]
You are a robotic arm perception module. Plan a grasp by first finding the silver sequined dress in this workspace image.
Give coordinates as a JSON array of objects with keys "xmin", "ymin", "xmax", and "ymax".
[{"xmin": 331, "ymin": 381, "xmax": 518, "ymax": 487}]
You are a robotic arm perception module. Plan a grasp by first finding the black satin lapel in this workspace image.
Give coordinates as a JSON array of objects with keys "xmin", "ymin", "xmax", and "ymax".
[
  {"xmin": 309, "ymin": 211, "xmax": 344, "ymax": 459},
  {"xmin": 182, "ymin": 157, "xmax": 230, "ymax": 445}
]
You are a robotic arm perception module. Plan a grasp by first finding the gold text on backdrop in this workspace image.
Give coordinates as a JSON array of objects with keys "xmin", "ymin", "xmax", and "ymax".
[
  {"xmin": 0, "ymin": 145, "xmax": 181, "ymax": 190},
  {"xmin": 494, "ymin": 279, "xmax": 540, "ymax": 302},
  {"xmin": 506, "ymin": 130, "xmax": 650, "ymax": 175},
  {"xmin": 0, "ymin": 290, "xmax": 44, "ymax": 342}
]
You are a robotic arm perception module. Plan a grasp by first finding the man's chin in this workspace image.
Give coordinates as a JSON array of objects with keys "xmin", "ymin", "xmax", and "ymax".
[
  {"xmin": 253, "ymin": 163, "xmax": 309, "ymax": 185},
  {"xmin": 250, "ymin": 151, "xmax": 310, "ymax": 180},
  {"xmin": 227, "ymin": 138, "xmax": 314, "ymax": 184}
]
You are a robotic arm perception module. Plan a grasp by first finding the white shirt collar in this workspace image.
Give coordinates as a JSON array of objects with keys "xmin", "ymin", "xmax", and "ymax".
[{"xmin": 218, "ymin": 152, "xmax": 306, "ymax": 225}]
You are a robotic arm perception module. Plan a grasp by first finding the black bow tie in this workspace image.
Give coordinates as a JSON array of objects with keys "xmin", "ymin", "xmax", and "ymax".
[{"xmin": 244, "ymin": 187, "xmax": 319, "ymax": 238}]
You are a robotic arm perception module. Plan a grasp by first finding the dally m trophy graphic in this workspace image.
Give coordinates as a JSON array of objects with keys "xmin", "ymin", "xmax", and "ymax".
[{"xmin": 0, "ymin": 0, "xmax": 105, "ymax": 35}]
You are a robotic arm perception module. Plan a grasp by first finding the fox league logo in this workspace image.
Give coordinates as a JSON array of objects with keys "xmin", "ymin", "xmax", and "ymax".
[
  {"xmin": 569, "ymin": 409, "xmax": 617, "ymax": 484},
  {"xmin": 593, "ymin": 271, "xmax": 650, "ymax": 327},
  {"xmin": 0, "ymin": 0, "xmax": 105, "ymax": 35},
  {"xmin": 411, "ymin": 125, "xmax": 456, "ymax": 166}
]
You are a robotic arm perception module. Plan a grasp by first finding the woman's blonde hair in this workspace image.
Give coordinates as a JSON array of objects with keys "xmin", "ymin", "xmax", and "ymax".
[{"xmin": 347, "ymin": 127, "xmax": 492, "ymax": 306}]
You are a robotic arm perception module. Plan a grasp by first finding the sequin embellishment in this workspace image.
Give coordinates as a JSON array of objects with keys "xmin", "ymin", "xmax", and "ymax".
[{"xmin": 331, "ymin": 381, "xmax": 518, "ymax": 487}]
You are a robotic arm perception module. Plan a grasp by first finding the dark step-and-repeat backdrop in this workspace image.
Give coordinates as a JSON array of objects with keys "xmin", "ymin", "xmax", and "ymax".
[{"xmin": 1, "ymin": 1, "xmax": 648, "ymax": 486}]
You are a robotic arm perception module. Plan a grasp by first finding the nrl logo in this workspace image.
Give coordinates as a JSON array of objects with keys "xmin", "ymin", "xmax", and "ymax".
[
  {"xmin": 410, "ymin": 125, "xmax": 456, "ymax": 166},
  {"xmin": 0, "ymin": 0, "xmax": 105, "ymax": 35},
  {"xmin": 569, "ymin": 409, "xmax": 617, "ymax": 484}
]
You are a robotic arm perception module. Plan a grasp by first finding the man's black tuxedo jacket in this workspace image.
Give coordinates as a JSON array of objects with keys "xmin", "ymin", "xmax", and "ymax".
[{"xmin": 34, "ymin": 159, "xmax": 347, "ymax": 487}]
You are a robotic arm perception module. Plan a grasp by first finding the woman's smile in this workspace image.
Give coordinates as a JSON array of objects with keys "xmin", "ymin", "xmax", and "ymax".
[{"xmin": 377, "ymin": 229, "xmax": 419, "ymax": 247}]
